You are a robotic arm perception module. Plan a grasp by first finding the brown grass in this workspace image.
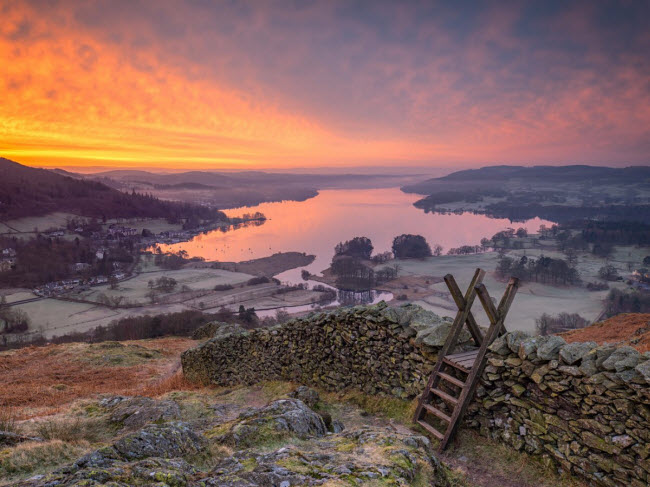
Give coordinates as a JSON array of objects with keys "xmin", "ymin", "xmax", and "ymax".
[
  {"xmin": 0, "ymin": 337, "xmax": 198, "ymax": 418},
  {"xmin": 560, "ymin": 313, "xmax": 650, "ymax": 352}
]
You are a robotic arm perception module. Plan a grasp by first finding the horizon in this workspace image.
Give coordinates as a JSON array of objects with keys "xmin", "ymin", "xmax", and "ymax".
[{"xmin": 2, "ymin": 1, "xmax": 649, "ymax": 170}]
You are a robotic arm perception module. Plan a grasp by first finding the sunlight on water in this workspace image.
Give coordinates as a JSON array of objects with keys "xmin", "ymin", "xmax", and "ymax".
[{"xmin": 157, "ymin": 187, "xmax": 554, "ymax": 285}]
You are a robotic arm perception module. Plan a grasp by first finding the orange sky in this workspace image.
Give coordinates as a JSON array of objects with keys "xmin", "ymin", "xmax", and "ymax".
[{"xmin": 1, "ymin": 1, "xmax": 649, "ymax": 170}]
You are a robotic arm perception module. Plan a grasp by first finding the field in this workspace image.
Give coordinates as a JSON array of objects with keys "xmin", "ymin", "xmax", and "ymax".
[
  {"xmin": 73, "ymin": 267, "xmax": 253, "ymax": 306},
  {"xmin": 386, "ymin": 244, "xmax": 637, "ymax": 333},
  {"xmin": 0, "ymin": 212, "xmax": 80, "ymax": 240}
]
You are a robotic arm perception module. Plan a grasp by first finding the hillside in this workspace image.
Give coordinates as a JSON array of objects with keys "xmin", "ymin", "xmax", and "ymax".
[
  {"xmin": 0, "ymin": 335, "xmax": 582, "ymax": 487},
  {"xmin": 0, "ymin": 158, "xmax": 226, "ymax": 221},
  {"xmin": 402, "ymin": 165, "xmax": 650, "ymax": 194},
  {"xmin": 561, "ymin": 313, "xmax": 650, "ymax": 352}
]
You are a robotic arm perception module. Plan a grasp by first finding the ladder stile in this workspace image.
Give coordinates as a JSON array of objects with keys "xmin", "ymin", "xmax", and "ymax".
[{"xmin": 414, "ymin": 271, "xmax": 519, "ymax": 452}]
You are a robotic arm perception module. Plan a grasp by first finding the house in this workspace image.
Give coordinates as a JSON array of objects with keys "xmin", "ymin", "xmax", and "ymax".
[
  {"xmin": 2, "ymin": 248, "xmax": 16, "ymax": 258},
  {"xmin": 71, "ymin": 262, "xmax": 91, "ymax": 272}
]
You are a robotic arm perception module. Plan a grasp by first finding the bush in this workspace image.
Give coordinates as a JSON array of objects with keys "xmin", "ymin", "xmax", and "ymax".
[
  {"xmin": 586, "ymin": 281, "xmax": 609, "ymax": 291},
  {"xmin": 247, "ymin": 276, "xmax": 271, "ymax": 286},
  {"xmin": 214, "ymin": 284, "xmax": 234, "ymax": 291}
]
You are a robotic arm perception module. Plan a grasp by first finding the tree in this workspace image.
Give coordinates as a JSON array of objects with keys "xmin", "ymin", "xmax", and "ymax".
[
  {"xmin": 643, "ymin": 256, "xmax": 650, "ymax": 266},
  {"xmin": 598, "ymin": 264, "xmax": 619, "ymax": 281},
  {"xmin": 108, "ymin": 276, "xmax": 119, "ymax": 290},
  {"xmin": 392, "ymin": 234, "xmax": 432, "ymax": 259},
  {"xmin": 155, "ymin": 276, "xmax": 177, "ymax": 292},
  {"xmin": 432, "ymin": 244, "xmax": 443, "ymax": 257},
  {"xmin": 515, "ymin": 227, "xmax": 528, "ymax": 238},
  {"xmin": 334, "ymin": 237, "xmax": 373, "ymax": 259}
]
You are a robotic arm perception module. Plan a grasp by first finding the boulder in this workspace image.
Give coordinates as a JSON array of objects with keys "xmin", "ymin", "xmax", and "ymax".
[
  {"xmin": 105, "ymin": 396, "xmax": 181, "ymax": 430},
  {"xmin": 601, "ymin": 346, "xmax": 641, "ymax": 372},
  {"xmin": 113, "ymin": 421, "xmax": 205, "ymax": 461},
  {"xmin": 216, "ymin": 398, "xmax": 327, "ymax": 448}
]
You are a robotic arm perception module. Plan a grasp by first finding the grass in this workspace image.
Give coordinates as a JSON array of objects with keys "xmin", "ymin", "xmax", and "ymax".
[
  {"xmin": 34, "ymin": 417, "xmax": 111, "ymax": 444},
  {"xmin": 0, "ymin": 440, "xmax": 87, "ymax": 482},
  {"xmin": 444, "ymin": 430, "xmax": 589, "ymax": 487},
  {"xmin": 0, "ymin": 408, "xmax": 20, "ymax": 439},
  {"xmin": 320, "ymin": 389, "xmax": 417, "ymax": 424}
]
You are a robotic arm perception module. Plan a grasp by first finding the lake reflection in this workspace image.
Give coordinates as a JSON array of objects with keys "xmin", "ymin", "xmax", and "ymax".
[{"xmin": 157, "ymin": 187, "xmax": 554, "ymax": 285}]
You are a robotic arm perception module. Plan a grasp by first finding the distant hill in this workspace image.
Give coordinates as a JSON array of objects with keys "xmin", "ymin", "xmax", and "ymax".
[
  {"xmin": 0, "ymin": 158, "xmax": 226, "ymax": 222},
  {"xmin": 403, "ymin": 165, "xmax": 650, "ymax": 194}
]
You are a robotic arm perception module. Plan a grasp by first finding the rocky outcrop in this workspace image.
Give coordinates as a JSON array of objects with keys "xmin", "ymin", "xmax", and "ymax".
[
  {"xmin": 13, "ymin": 389, "xmax": 452, "ymax": 487},
  {"xmin": 101, "ymin": 396, "xmax": 181, "ymax": 430},
  {"xmin": 210, "ymin": 398, "xmax": 328, "ymax": 448},
  {"xmin": 182, "ymin": 302, "xmax": 464, "ymax": 398},
  {"xmin": 467, "ymin": 332, "xmax": 650, "ymax": 487}
]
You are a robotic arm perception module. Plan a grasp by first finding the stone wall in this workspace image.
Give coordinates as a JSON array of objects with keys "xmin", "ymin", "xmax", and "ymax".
[
  {"xmin": 182, "ymin": 302, "xmax": 472, "ymax": 398},
  {"xmin": 181, "ymin": 303, "xmax": 650, "ymax": 487},
  {"xmin": 466, "ymin": 331, "xmax": 650, "ymax": 487}
]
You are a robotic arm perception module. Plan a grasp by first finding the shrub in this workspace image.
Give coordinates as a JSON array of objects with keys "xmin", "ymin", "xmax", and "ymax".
[
  {"xmin": 214, "ymin": 284, "xmax": 234, "ymax": 291},
  {"xmin": 247, "ymin": 276, "xmax": 271, "ymax": 286}
]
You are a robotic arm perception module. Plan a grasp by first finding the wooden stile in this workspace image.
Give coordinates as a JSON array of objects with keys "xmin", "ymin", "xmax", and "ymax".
[{"xmin": 414, "ymin": 269, "xmax": 519, "ymax": 451}]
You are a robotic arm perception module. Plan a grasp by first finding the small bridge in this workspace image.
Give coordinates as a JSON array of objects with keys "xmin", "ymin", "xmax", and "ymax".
[{"xmin": 414, "ymin": 268, "xmax": 519, "ymax": 451}]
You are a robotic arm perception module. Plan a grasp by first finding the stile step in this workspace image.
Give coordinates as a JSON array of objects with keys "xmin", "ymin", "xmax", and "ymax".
[
  {"xmin": 438, "ymin": 372, "xmax": 466, "ymax": 388},
  {"xmin": 423, "ymin": 404, "xmax": 451, "ymax": 423},
  {"xmin": 417, "ymin": 419, "xmax": 444, "ymax": 440},
  {"xmin": 431, "ymin": 387, "xmax": 459, "ymax": 405},
  {"xmin": 442, "ymin": 357, "xmax": 471, "ymax": 372}
]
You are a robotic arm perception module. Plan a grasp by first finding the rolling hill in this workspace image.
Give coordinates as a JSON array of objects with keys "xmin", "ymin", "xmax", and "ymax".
[{"xmin": 0, "ymin": 158, "xmax": 226, "ymax": 222}]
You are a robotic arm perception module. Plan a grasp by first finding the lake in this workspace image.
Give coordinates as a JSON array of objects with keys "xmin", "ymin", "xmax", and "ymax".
[{"xmin": 158, "ymin": 187, "xmax": 552, "ymax": 288}]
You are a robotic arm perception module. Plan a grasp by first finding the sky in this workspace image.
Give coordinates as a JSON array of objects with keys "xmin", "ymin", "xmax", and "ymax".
[{"xmin": 1, "ymin": 0, "xmax": 649, "ymax": 171}]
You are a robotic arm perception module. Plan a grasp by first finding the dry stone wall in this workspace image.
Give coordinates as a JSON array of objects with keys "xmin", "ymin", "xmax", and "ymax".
[
  {"xmin": 181, "ymin": 303, "xmax": 650, "ymax": 487},
  {"xmin": 182, "ymin": 302, "xmax": 471, "ymax": 398},
  {"xmin": 466, "ymin": 331, "xmax": 650, "ymax": 487}
]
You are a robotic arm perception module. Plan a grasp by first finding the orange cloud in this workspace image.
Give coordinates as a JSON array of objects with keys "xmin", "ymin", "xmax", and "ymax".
[{"xmin": 1, "ymin": 2, "xmax": 648, "ymax": 169}]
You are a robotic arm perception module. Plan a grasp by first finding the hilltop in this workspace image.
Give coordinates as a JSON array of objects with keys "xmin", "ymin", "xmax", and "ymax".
[
  {"xmin": 0, "ymin": 333, "xmax": 583, "ymax": 487},
  {"xmin": 0, "ymin": 158, "xmax": 226, "ymax": 222}
]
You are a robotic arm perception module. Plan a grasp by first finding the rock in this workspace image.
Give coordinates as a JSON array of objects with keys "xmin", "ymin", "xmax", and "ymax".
[
  {"xmin": 635, "ymin": 360, "xmax": 650, "ymax": 384},
  {"xmin": 488, "ymin": 335, "xmax": 510, "ymax": 355},
  {"xmin": 192, "ymin": 321, "xmax": 246, "ymax": 340},
  {"xmin": 601, "ymin": 346, "xmax": 641, "ymax": 372},
  {"xmin": 536, "ymin": 335, "xmax": 566, "ymax": 361},
  {"xmin": 217, "ymin": 399, "xmax": 327, "ymax": 448},
  {"xmin": 106, "ymin": 396, "xmax": 181, "ymax": 430},
  {"xmin": 289, "ymin": 386, "xmax": 320, "ymax": 408},
  {"xmin": 506, "ymin": 331, "xmax": 530, "ymax": 354},
  {"xmin": 113, "ymin": 421, "xmax": 205, "ymax": 460},
  {"xmin": 518, "ymin": 336, "xmax": 543, "ymax": 360},
  {"xmin": 202, "ymin": 427, "xmax": 452, "ymax": 486},
  {"xmin": 559, "ymin": 341, "xmax": 597, "ymax": 365},
  {"xmin": 417, "ymin": 321, "xmax": 470, "ymax": 347}
]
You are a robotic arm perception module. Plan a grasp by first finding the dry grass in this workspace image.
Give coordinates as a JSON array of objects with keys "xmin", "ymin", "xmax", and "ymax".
[
  {"xmin": 0, "ymin": 440, "xmax": 87, "ymax": 482},
  {"xmin": 0, "ymin": 337, "xmax": 197, "ymax": 418},
  {"xmin": 561, "ymin": 313, "xmax": 650, "ymax": 352}
]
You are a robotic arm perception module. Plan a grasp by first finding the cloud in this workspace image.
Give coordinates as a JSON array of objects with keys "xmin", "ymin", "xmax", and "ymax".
[{"xmin": 1, "ymin": 0, "xmax": 649, "ymax": 168}]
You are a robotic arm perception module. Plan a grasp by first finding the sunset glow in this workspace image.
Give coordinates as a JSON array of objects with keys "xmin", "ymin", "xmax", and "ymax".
[{"xmin": 1, "ymin": 1, "xmax": 649, "ymax": 170}]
